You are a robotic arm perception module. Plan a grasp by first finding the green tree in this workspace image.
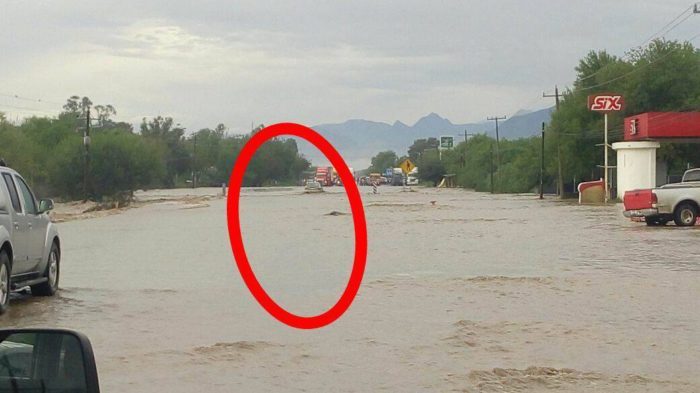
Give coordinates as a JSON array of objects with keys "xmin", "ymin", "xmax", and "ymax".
[
  {"xmin": 140, "ymin": 116, "xmax": 189, "ymax": 187},
  {"xmin": 89, "ymin": 132, "xmax": 165, "ymax": 198},
  {"xmin": 1, "ymin": 106, "xmax": 311, "ymax": 199},
  {"xmin": 416, "ymin": 149, "xmax": 445, "ymax": 186},
  {"xmin": 408, "ymin": 138, "xmax": 439, "ymax": 162},
  {"xmin": 548, "ymin": 39, "xmax": 700, "ymax": 191},
  {"xmin": 61, "ymin": 95, "xmax": 93, "ymax": 117},
  {"xmin": 442, "ymin": 135, "xmax": 495, "ymax": 191},
  {"xmin": 244, "ymin": 137, "xmax": 310, "ymax": 186},
  {"xmin": 367, "ymin": 150, "xmax": 398, "ymax": 173},
  {"xmin": 47, "ymin": 132, "xmax": 164, "ymax": 200}
]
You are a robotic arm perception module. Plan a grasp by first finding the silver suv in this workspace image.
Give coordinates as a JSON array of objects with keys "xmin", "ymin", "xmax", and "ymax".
[{"xmin": 0, "ymin": 164, "xmax": 61, "ymax": 314}]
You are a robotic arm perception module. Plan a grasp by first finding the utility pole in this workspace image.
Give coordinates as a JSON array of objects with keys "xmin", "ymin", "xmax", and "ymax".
[
  {"xmin": 463, "ymin": 130, "xmax": 475, "ymax": 143},
  {"xmin": 540, "ymin": 122, "xmax": 545, "ymax": 200},
  {"xmin": 543, "ymin": 86, "xmax": 564, "ymax": 197},
  {"xmin": 460, "ymin": 130, "xmax": 474, "ymax": 169},
  {"xmin": 83, "ymin": 106, "xmax": 91, "ymax": 201},
  {"xmin": 192, "ymin": 133, "xmax": 197, "ymax": 189},
  {"xmin": 487, "ymin": 116, "xmax": 506, "ymax": 167},
  {"xmin": 543, "ymin": 85, "xmax": 560, "ymax": 110},
  {"xmin": 489, "ymin": 143, "xmax": 495, "ymax": 194},
  {"xmin": 487, "ymin": 116, "xmax": 505, "ymax": 192}
]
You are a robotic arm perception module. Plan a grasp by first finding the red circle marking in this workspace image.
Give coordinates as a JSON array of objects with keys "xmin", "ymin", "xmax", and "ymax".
[{"xmin": 226, "ymin": 122, "xmax": 368, "ymax": 329}]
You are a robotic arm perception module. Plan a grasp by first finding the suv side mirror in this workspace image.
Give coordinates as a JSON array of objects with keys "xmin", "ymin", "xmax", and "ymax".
[
  {"xmin": 38, "ymin": 199, "xmax": 54, "ymax": 214},
  {"xmin": 0, "ymin": 329, "xmax": 100, "ymax": 392}
]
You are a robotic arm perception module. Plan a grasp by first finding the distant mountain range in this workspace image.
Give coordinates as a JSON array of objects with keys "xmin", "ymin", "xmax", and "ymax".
[{"xmin": 296, "ymin": 107, "xmax": 554, "ymax": 169}]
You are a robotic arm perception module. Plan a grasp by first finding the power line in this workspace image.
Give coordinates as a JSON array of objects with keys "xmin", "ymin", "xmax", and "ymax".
[
  {"xmin": 507, "ymin": 94, "xmax": 549, "ymax": 118},
  {"xmin": 0, "ymin": 92, "xmax": 64, "ymax": 106},
  {"xmin": 0, "ymin": 103, "xmax": 57, "ymax": 116},
  {"xmin": 614, "ymin": 107, "xmax": 700, "ymax": 134},
  {"xmin": 639, "ymin": 4, "xmax": 695, "ymax": 48},
  {"xmin": 564, "ymin": 105, "xmax": 700, "ymax": 142},
  {"xmin": 577, "ymin": 4, "xmax": 697, "ymax": 84},
  {"xmin": 577, "ymin": 31, "xmax": 700, "ymax": 92}
]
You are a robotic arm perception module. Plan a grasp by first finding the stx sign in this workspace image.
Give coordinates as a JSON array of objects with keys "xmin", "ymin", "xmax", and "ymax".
[{"xmin": 588, "ymin": 94, "xmax": 624, "ymax": 112}]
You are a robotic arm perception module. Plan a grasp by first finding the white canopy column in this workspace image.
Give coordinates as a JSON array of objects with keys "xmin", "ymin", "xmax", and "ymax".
[{"xmin": 612, "ymin": 141, "xmax": 661, "ymax": 197}]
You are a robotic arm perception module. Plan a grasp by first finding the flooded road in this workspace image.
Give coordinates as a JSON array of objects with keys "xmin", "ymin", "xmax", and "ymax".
[{"xmin": 1, "ymin": 186, "xmax": 698, "ymax": 392}]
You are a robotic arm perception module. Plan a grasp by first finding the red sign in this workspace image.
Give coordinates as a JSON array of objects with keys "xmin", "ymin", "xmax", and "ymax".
[
  {"xmin": 624, "ymin": 112, "xmax": 700, "ymax": 141},
  {"xmin": 588, "ymin": 94, "xmax": 624, "ymax": 112}
]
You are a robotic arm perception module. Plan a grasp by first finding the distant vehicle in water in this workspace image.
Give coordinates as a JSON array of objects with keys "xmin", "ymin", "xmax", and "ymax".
[
  {"xmin": 384, "ymin": 168, "xmax": 394, "ymax": 182},
  {"xmin": 0, "ymin": 164, "xmax": 61, "ymax": 314},
  {"xmin": 304, "ymin": 179, "xmax": 323, "ymax": 193},
  {"xmin": 391, "ymin": 168, "xmax": 404, "ymax": 186},
  {"xmin": 333, "ymin": 167, "xmax": 354, "ymax": 186},
  {"xmin": 406, "ymin": 167, "xmax": 419, "ymax": 186},
  {"xmin": 369, "ymin": 173, "xmax": 382, "ymax": 185},
  {"xmin": 623, "ymin": 168, "xmax": 700, "ymax": 226}
]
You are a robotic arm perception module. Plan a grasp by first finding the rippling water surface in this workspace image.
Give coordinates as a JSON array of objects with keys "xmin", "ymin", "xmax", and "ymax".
[{"xmin": 1, "ymin": 186, "xmax": 698, "ymax": 392}]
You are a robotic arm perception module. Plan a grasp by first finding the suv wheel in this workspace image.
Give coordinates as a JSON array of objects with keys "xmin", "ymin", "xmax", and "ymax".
[
  {"xmin": 673, "ymin": 203, "xmax": 698, "ymax": 227},
  {"xmin": 31, "ymin": 242, "xmax": 60, "ymax": 297},
  {"xmin": 0, "ymin": 251, "xmax": 10, "ymax": 314}
]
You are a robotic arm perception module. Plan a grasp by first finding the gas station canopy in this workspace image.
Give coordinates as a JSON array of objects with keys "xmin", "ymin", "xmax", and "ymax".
[
  {"xmin": 612, "ymin": 111, "xmax": 700, "ymax": 198},
  {"xmin": 625, "ymin": 112, "xmax": 700, "ymax": 142}
]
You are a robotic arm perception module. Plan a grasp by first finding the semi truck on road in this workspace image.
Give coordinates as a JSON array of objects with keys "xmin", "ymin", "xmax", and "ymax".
[
  {"xmin": 315, "ymin": 167, "xmax": 333, "ymax": 187},
  {"xmin": 391, "ymin": 168, "xmax": 404, "ymax": 186}
]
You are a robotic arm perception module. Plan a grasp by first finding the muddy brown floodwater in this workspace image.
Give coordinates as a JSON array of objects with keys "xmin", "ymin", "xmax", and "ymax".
[{"xmin": 1, "ymin": 186, "xmax": 699, "ymax": 392}]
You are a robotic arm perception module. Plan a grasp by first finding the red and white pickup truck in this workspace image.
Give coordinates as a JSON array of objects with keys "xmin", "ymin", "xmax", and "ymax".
[{"xmin": 623, "ymin": 168, "xmax": 700, "ymax": 226}]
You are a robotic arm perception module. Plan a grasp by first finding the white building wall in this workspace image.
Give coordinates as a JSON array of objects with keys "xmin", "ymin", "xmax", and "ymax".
[{"xmin": 612, "ymin": 141, "xmax": 661, "ymax": 198}]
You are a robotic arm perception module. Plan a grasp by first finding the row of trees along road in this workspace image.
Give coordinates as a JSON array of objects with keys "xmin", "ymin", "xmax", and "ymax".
[
  {"xmin": 368, "ymin": 39, "xmax": 700, "ymax": 193},
  {"xmin": 0, "ymin": 96, "xmax": 310, "ymax": 201}
]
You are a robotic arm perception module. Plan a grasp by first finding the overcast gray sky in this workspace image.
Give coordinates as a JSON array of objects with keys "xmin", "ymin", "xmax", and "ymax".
[{"xmin": 0, "ymin": 0, "xmax": 697, "ymax": 133}]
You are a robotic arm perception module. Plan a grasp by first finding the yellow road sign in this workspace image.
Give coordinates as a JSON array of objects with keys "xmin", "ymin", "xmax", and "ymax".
[{"xmin": 399, "ymin": 159, "xmax": 416, "ymax": 175}]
